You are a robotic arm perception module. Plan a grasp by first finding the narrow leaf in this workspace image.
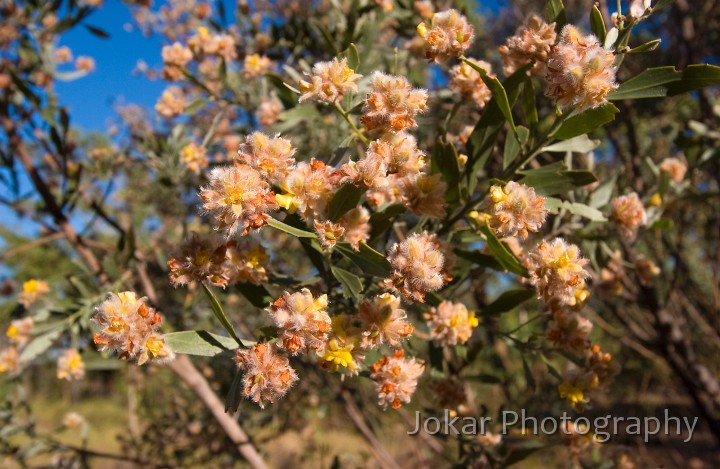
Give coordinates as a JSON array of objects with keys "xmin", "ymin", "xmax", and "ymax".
[
  {"xmin": 481, "ymin": 289, "xmax": 536, "ymax": 316},
  {"xmin": 590, "ymin": 6, "xmax": 606, "ymax": 43},
  {"xmin": 201, "ymin": 283, "xmax": 243, "ymax": 345},
  {"xmin": 266, "ymin": 218, "xmax": 317, "ymax": 238},
  {"xmin": 545, "ymin": 198, "xmax": 607, "ymax": 222},
  {"xmin": 552, "ymin": 103, "xmax": 619, "ymax": 140},
  {"xmin": 335, "ymin": 242, "xmax": 393, "ymax": 278},
  {"xmin": 541, "ymin": 135, "xmax": 600, "ymax": 153},
  {"xmin": 480, "ymin": 224, "xmax": 528, "ymax": 277},
  {"xmin": 331, "ymin": 266, "xmax": 363, "ymax": 300},
  {"xmin": 165, "ymin": 330, "xmax": 246, "ymax": 357},
  {"xmin": 329, "ymin": 184, "xmax": 365, "ymax": 221}
]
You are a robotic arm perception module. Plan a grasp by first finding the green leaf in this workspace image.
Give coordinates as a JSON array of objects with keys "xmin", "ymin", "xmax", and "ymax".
[
  {"xmin": 201, "ymin": 283, "xmax": 244, "ymax": 345},
  {"xmin": 503, "ymin": 126, "xmax": 529, "ymax": 170},
  {"xmin": 518, "ymin": 162, "xmax": 598, "ymax": 196},
  {"xmin": 225, "ymin": 368, "xmax": 245, "ymax": 412},
  {"xmin": 165, "ymin": 330, "xmax": 247, "ymax": 357},
  {"xmin": 521, "ymin": 77, "xmax": 538, "ymax": 126},
  {"xmin": 329, "ymin": 184, "xmax": 365, "ymax": 221},
  {"xmin": 369, "ymin": 204, "xmax": 406, "ymax": 238},
  {"xmin": 587, "ymin": 175, "xmax": 617, "ymax": 208},
  {"xmin": 184, "ymin": 97, "xmax": 209, "ymax": 116},
  {"xmin": 541, "ymin": 135, "xmax": 600, "ymax": 153},
  {"xmin": 545, "ymin": 0, "xmax": 567, "ymax": 31},
  {"xmin": 545, "ymin": 198, "xmax": 608, "ymax": 222},
  {"xmin": 342, "ymin": 43, "xmax": 360, "ymax": 70},
  {"xmin": 466, "ymin": 65, "xmax": 530, "ymax": 171},
  {"xmin": 335, "ymin": 242, "xmax": 393, "ymax": 278},
  {"xmin": 464, "ymin": 60, "xmax": 516, "ymax": 135},
  {"xmin": 628, "ymin": 39, "xmax": 662, "ymax": 54},
  {"xmin": 454, "ymin": 249, "xmax": 504, "ymax": 271},
  {"xmin": 590, "ymin": 6, "xmax": 606, "ymax": 43},
  {"xmin": 19, "ymin": 329, "xmax": 62, "ymax": 365},
  {"xmin": 522, "ymin": 356, "xmax": 536, "ymax": 392},
  {"xmin": 653, "ymin": 0, "xmax": 676, "ymax": 11},
  {"xmin": 266, "ymin": 218, "xmax": 317, "ymax": 238},
  {"xmin": 481, "ymin": 289, "xmax": 535, "ymax": 316},
  {"xmin": 265, "ymin": 73, "xmax": 297, "ymax": 108},
  {"xmin": 480, "ymin": 224, "xmax": 528, "ymax": 277},
  {"xmin": 608, "ymin": 65, "xmax": 720, "ymax": 101},
  {"xmin": 331, "ymin": 266, "xmax": 363, "ymax": 300},
  {"xmin": 552, "ymin": 103, "xmax": 619, "ymax": 140},
  {"xmin": 235, "ymin": 283, "xmax": 273, "ymax": 308},
  {"xmin": 431, "ymin": 141, "xmax": 461, "ymax": 203}
]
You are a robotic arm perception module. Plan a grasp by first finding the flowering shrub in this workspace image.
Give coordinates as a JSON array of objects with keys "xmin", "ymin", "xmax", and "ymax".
[{"xmin": 1, "ymin": 0, "xmax": 720, "ymax": 467}]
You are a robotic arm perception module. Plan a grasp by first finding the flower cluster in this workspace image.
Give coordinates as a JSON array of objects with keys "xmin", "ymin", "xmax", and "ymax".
[
  {"xmin": 321, "ymin": 315, "xmax": 364, "ymax": 376},
  {"xmin": 382, "ymin": 232, "xmax": 452, "ymax": 302},
  {"xmin": 6, "ymin": 317, "xmax": 33, "ymax": 348},
  {"xmin": 484, "ymin": 181, "xmax": 548, "ymax": 240},
  {"xmin": 416, "ymin": 9, "xmax": 474, "ymax": 62},
  {"xmin": 256, "ymin": 98, "xmax": 283, "ymax": 126},
  {"xmin": 360, "ymin": 72, "xmax": 428, "ymax": 133},
  {"xmin": 92, "ymin": 292, "xmax": 173, "ymax": 365},
  {"xmin": 428, "ymin": 376, "xmax": 468, "ymax": 409},
  {"xmin": 56, "ymin": 348, "xmax": 85, "ymax": 381},
  {"xmin": 0, "ymin": 317, "xmax": 34, "ymax": 376},
  {"xmin": 545, "ymin": 25, "xmax": 617, "ymax": 110},
  {"xmin": 199, "ymin": 163, "xmax": 279, "ymax": 237},
  {"xmin": 180, "ymin": 142, "xmax": 208, "ymax": 174},
  {"xmin": 161, "ymin": 42, "xmax": 193, "ymax": 80},
  {"xmin": 155, "ymin": 86, "xmax": 186, "ymax": 118},
  {"xmin": 425, "ymin": 300, "xmax": 478, "ymax": 346},
  {"xmin": 546, "ymin": 308, "xmax": 593, "ymax": 354},
  {"xmin": 234, "ymin": 343, "xmax": 298, "ymax": 408},
  {"xmin": 526, "ymin": 238, "xmax": 590, "ymax": 307},
  {"xmin": 371, "ymin": 349, "xmax": 425, "ymax": 410},
  {"xmin": 342, "ymin": 132, "xmax": 445, "ymax": 218},
  {"xmin": 168, "ymin": 234, "xmax": 268, "ymax": 288},
  {"xmin": 611, "ymin": 192, "xmax": 646, "ymax": 243},
  {"xmin": 559, "ymin": 344, "xmax": 619, "ymax": 411},
  {"xmin": 266, "ymin": 289, "xmax": 331, "ymax": 355},
  {"xmin": 449, "ymin": 59, "xmax": 493, "ymax": 108},
  {"xmin": 357, "ymin": 294, "xmax": 414, "ymax": 349},
  {"xmin": 659, "ymin": 156, "xmax": 688, "ymax": 183},
  {"xmin": 299, "ymin": 57, "xmax": 362, "ymax": 104},
  {"xmin": 277, "ymin": 159, "xmax": 343, "ymax": 219},
  {"xmin": 498, "ymin": 15, "xmax": 557, "ymax": 76},
  {"xmin": 243, "ymin": 54, "xmax": 272, "ymax": 78},
  {"xmin": 18, "ymin": 279, "xmax": 49, "ymax": 308},
  {"xmin": 236, "ymin": 132, "xmax": 295, "ymax": 184},
  {"xmin": 188, "ymin": 27, "xmax": 237, "ymax": 61}
]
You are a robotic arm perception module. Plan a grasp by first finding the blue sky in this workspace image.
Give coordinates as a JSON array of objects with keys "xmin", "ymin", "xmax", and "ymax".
[{"xmin": 54, "ymin": 1, "xmax": 166, "ymax": 131}]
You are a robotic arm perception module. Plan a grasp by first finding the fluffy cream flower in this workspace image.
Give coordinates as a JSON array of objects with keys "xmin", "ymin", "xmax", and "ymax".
[
  {"xmin": 417, "ymin": 9, "xmax": 474, "ymax": 62},
  {"xmin": 545, "ymin": 25, "xmax": 617, "ymax": 110},
  {"xmin": 299, "ymin": 57, "xmax": 362, "ymax": 103}
]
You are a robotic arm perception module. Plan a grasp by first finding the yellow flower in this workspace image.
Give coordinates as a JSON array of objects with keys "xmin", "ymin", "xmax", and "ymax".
[
  {"xmin": 648, "ymin": 193, "xmax": 662, "ymax": 207},
  {"xmin": 275, "ymin": 193, "xmax": 299, "ymax": 212},
  {"xmin": 558, "ymin": 381, "xmax": 585, "ymax": 404},
  {"xmin": 323, "ymin": 339, "xmax": 355, "ymax": 368}
]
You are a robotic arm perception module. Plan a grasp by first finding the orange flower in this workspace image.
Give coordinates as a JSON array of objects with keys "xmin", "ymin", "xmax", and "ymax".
[
  {"xmin": 371, "ymin": 349, "xmax": 424, "ymax": 410},
  {"xmin": 235, "ymin": 343, "xmax": 298, "ymax": 408}
]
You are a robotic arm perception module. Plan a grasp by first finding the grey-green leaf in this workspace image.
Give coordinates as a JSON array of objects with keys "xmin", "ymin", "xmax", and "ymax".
[
  {"xmin": 266, "ymin": 218, "xmax": 317, "ymax": 238},
  {"xmin": 165, "ymin": 330, "xmax": 247, "ymax": 357}
]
